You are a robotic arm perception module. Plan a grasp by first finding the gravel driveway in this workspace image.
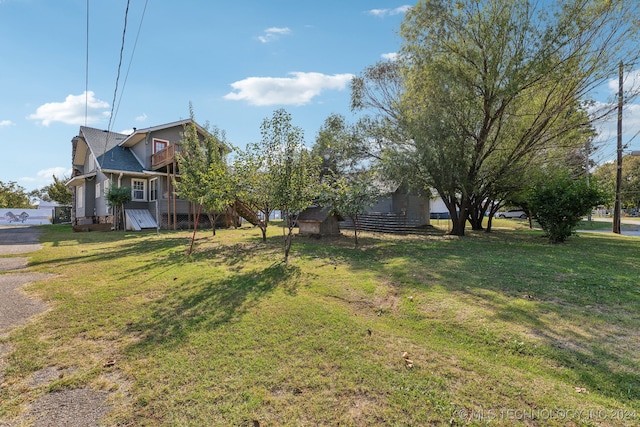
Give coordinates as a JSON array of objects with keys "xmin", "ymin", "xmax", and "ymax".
[{"xmin": 0, "ymin": 225, "xmax": 112, "ymax": 427}]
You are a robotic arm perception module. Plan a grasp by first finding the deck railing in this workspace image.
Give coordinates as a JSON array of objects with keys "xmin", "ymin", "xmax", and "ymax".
[{"xmin": 151, "ymin": 144, "xmax": 182, "ymax": 168}]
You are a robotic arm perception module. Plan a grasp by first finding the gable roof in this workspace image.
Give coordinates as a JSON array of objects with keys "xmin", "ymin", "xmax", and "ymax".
[
  {"xmin": 97, "ymin": 145, "xmax": 145, "ymax": 174},
  {"xmin": 119, "ymin": 119, "xmax": 196, "ymax": 147},
  {"xmin": 80, "ymin": 126, "xmax": 128, "ymax": 155}
]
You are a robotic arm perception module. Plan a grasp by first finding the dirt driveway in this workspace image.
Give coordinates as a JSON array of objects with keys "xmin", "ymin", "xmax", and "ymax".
[{"xmin": 0, "ymin": 225, "xmax": 112, "ymax": 427}]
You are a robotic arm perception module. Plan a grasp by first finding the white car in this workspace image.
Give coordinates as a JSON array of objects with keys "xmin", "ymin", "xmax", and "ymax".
[{"xmin": 495, "ymin": 209, "xmax": 527, "ymax": 219}]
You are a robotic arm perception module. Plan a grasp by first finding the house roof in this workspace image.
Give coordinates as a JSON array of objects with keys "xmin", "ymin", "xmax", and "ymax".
[
  {"xmin": 119, "ymin": 119, "xmax": 197, "ymax": 147},
  {"xmin": 80, "ymin": 126, "xmax": 128, "ymax": 155},
  {"xmin": 97, "ymin": 145, "xmax": 145, "ymax": 174},
  {"xmin": 298, "ymin": 206, "xmax": 344, "ymax": 222}
]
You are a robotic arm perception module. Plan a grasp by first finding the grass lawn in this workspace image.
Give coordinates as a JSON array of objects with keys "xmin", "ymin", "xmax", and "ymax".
[{"xmin": 1, "ymin": 221, "xmax": 639, "ymax": 426}]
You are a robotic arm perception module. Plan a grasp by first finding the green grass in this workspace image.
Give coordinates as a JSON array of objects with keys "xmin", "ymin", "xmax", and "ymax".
[{"xmin": 1, "ymin": 223, "xmax": 639, "ymax": 426}]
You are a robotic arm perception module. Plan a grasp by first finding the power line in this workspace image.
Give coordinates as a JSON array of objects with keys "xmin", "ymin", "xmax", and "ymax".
[
  {"xmin": 99, "ymin": 0, "xmax": 131, "ymax": 168},
  {"xmin": 113, "ymin": 0, "xmax": 149, "ymax": 124},
  {"xmin": 106, "ymin": 0, "xmax": 131, "ymax": 134},
  {"xmin": 84, "ymin": 0, "xmax": 89, "ymax": 127}
]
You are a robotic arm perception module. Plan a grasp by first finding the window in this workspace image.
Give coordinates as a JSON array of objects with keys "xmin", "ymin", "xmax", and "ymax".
[
  {"xmin": 77, "ymin": 185, "xmax": 84, "ymax": 209},
  {"xmin": 95, "ymin": 182, "xmax": 100, "ymax": 198},
  {"xmin": 88, "ymin": 155, "xmax": 95, "ymax": 172},
  {"xmin": 131, "ymin": 179, "xmax": 147, "ymax": 201},
  {"xmin": 104, "ymin": 179, "xmax": 110, "ymax": 196},
  {"xmin": 150, "ymin": 178, "xmax": 158, "ymax": 201},
  {"xmin": 153, "ymin": 138, "xmax": 169, "ymax": 154}
]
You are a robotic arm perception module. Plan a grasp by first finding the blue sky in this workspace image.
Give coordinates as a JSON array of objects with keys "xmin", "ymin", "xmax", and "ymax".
[
  {"xmin": 0, "ymin": 0, "xmax": 638, "ymax": 192},
  {"xmin": 0, "ymin": 0, "xmax": 409, "ymax": 191}
]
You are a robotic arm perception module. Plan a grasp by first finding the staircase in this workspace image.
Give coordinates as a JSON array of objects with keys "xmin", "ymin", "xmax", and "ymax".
[{"xmin": 234, "ymin": 200, "xmax": 263, "ymax": 226}]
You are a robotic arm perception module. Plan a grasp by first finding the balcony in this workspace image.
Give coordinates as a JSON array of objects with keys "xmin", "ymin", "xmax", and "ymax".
[{"xmin": 151, "ymin": 144, "xmax": 182, "ymax": 169}]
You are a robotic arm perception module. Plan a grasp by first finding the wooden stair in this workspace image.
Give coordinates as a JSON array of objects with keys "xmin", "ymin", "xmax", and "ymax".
[{"xmin": 234, "ymin": 200, "xmax": 262, "ymax": 226}]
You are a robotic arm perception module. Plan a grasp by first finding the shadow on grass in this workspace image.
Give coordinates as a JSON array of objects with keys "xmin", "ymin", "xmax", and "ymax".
[
  {"xmin": 294, "ymin": 229, "xmax": 640, "ymax": 405},
  {"xmin": 125, "ymin": 262, "xmax": 301, "ymax": 353},
  {"xmin": 34, "ymin": 226, "xmax": 640, "ymax": 405}
]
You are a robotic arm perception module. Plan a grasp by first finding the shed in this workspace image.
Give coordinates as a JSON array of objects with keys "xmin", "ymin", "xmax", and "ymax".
[{"xmin": 297, "ymin": 207, "xmax": 343, "ymax": 237}]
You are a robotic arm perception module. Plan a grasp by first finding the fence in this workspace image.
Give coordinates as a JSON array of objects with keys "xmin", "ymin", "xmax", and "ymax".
[{"xmin": 340, "ymin": 212, "xmax": 431, "ymax": 234}]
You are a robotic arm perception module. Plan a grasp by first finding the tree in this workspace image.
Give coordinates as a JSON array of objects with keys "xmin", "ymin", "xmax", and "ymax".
[
  {"xmin": 234, "ymin": 109, "xmax": 320, "ymax": 259},
  {"xmin": 321, "ymin": 173, "xmax": 381, "ymax": 246},
  {"xmin": 262, "ymin": 109, "xmax": 320, "ymax": 262},
  {"xmin": 234, "ymin": 144, "xmax": 275, "ymax": 243},
  {"xmin": 352, "ymin": 0, "xmax": 640, "ymax": 236},
  {"xmin": 0, "ymin": 181, "xmax": 32, "ymax": 208},
  {"xmin": 106, "ymin": 185, "xmax": 131, "ymax": 230},
  {"xmin": 44, "ymin": 175, "xmax": 73, "ymax": 205},
  {"xmin": 312, "ymin": 114, "xmax": 382, "ymax": 179},
  {"xmin": 175, "ymin": 112, "xmax": 235, "ymax": 237},
  {"xmin": 593, "ymin": 155, "xmax": 640, "ymax": 211},
  {"xmin": 526, "ymin": 173, "xmax": 608, "ymax": 243}
]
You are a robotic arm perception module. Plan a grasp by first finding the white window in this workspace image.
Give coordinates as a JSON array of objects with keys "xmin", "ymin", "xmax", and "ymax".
[
  {"xmin": 88, "ymin": 155, "xmax": 95, "ymax": 172},
  {"xmin": 149, "ymin": 178, "xmax": 158, "ymax": 201},
  {"xmin": 95, "ymin": 182, "xmax": 100, "ymax": 198},
  {"xmin": 131, "ymin": 179, "xmax": 147, "ymax": 201},
  {"xmin": 77, "ymin": 185, "xmax": 84, "ymax": 209},
  {"xmin": 104, "ymin": 179, "xmax": 110, "ymax": 196}
]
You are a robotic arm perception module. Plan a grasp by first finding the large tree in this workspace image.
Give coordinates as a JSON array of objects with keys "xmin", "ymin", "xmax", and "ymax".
[
  {"xmin": 353, "ymin": 0, "xmax": 640, "ymax": 236},
  {"xmin": 175, "ymin": 114, "xmax": 235, "ymax": 237},
  {"xmin": 0, "ymin": 181, "xmax": 32, "ymax": 208},
  {"xmin": 37, "ymin": 175, "xmax": 73, "ymax": 205}
]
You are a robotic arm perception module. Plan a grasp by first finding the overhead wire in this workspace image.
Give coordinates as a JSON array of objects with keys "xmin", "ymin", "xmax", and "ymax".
[
  {"xmin": 99, "ymin": 0, "xmax": 131, "ymax": 167},
  {"xmin": 84, "ymin": 0, "xmax": 89, "ymax": 127},
  {"xmin": 106, "ymin": 0, "xmax": 130, "ymax": 135},
  {"xmin": 113, "ymin": 0, "xmax": 149, "ymax": 124}
]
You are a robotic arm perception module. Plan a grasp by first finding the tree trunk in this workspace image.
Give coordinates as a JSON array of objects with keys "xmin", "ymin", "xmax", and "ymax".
[
  {"xmin": 260, "ymin": 225, "xmax": 267, "ymax": 242},
  {"xmin": 207, "ymin": 213, "xmax": 217, "ymax": 236},
  {"xmin": 353, "ymin": 215, "xmax": 359, "ymax": 246},
  {"xmin": 485, "ymin": 214, "xmax": 494, "ymax": 232},
  {"xmin": 468, "ymin": 212, "xmax": 484, "ymax": 230},
  {"xmin": 284, "ymin": 232, "xmax": 292, "ymax": 262},
  {"xmin": 450, "ymin": 214, "xmax": 466, "ymax": 236},
  {"xmin": 449, "ymin": 199, "xmax": 468, "ymax": 236}
]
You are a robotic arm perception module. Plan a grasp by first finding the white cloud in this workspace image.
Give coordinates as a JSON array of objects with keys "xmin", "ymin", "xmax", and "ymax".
[
  {"xmin": 258, "ymin": 27, "xmax": 292, "ymax": 43},
  {"xmin": 381, "ymin": 52, "xmax": 398, "ymax": 61},
  {"xmin": 607, "ymin": 69, "xmax": 640, "ymax": 95},
  {"xmin": 589, "ymin": 69, "xmax": 640, "ymax": 153},
  {"xmin": 135, "ymin": 113, "xmax": 148, "ymax": 122},
  {"xmin": 28, "ymin": 91, "xmax": 109, "ymax": 126},
  {"xmin": 368, "ymin": 5, "xmax": 411, "ymax": 17},
  {"xmin": 20, "ymin": 167, "xmax": 73, "ymax": 189},
  {"xmin": 0, "ymin": 119, "xmax": 14, "ymax": 127},
  {"xmin": 224, "ymin": 72, "xmax": 354, "ymax": 106}
]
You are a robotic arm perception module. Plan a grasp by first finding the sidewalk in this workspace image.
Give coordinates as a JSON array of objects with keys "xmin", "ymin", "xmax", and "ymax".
[{"xmin": 578, "ymin": 217, "xmax": 640, "ymax": 237}]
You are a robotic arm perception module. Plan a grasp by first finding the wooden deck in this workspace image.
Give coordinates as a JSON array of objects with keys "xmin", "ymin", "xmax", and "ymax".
[{"xmin": 152, "ymin": 144, "xmax": 182, "ymax": 169}]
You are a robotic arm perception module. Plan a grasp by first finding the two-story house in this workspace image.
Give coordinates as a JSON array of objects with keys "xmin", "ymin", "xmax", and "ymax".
[{"xmin": 67, "ymin": 119, "xmax": 219, "ymax": 231}]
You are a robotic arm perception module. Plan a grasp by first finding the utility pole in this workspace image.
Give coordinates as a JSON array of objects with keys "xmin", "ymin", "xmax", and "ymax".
[
  {"xmin": 613, "ymin": 61, "xmax": 623, "ymax": 234},
  {"xmin": 586, "ymin": 137, "xmax": 592, "ymax": 223}
]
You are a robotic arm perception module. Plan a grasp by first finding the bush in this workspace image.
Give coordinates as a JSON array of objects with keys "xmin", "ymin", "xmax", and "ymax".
[{"xmin": 527, "ymin": 174, "xmax": 608, "ymax": 243}]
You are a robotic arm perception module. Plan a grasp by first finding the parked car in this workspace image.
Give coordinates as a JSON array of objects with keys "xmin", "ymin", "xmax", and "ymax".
[{"xmin": 495, "ymin": 209, "xmax": 527, "ymax": 219}]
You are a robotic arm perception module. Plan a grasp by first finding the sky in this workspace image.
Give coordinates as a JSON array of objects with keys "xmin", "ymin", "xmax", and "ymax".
[{"xmin": 0, "ymin": 0, "xmax": 639, "ymax": 193}]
